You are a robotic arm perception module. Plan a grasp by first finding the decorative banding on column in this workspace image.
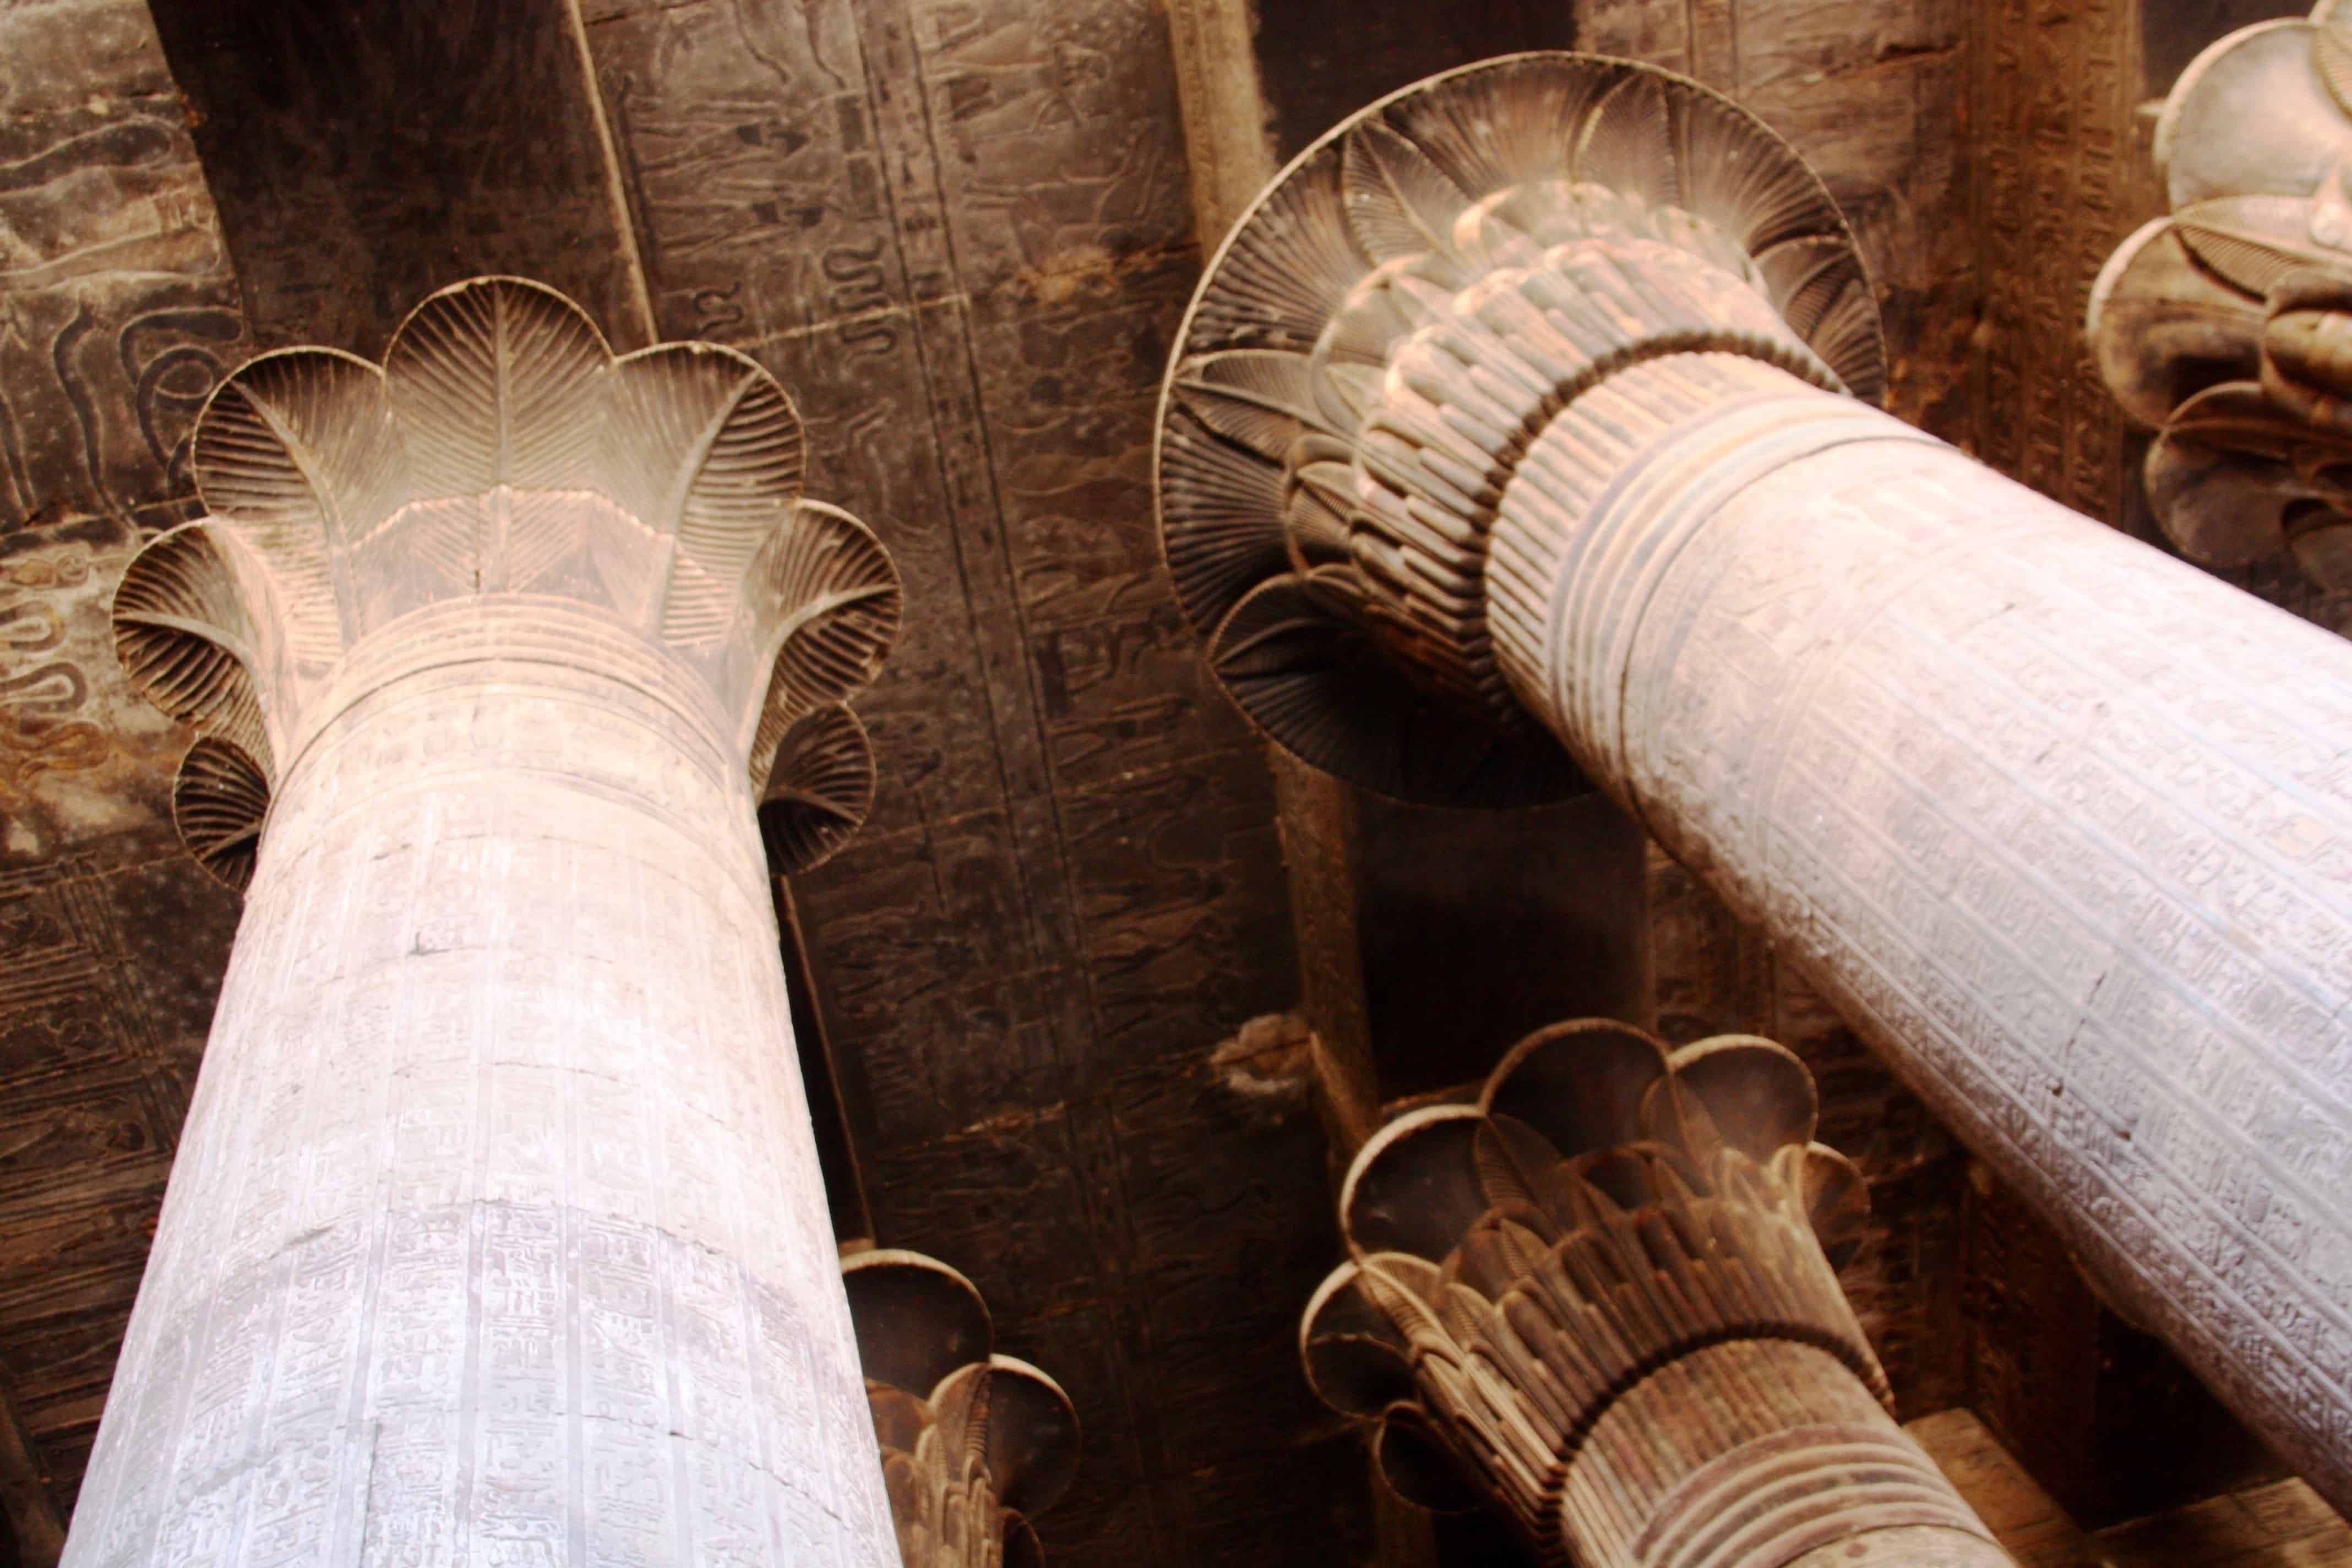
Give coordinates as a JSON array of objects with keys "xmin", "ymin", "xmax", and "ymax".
[
  {"xmin": 1301, "ymin": 1020, "xmax": 2004, "ymax": 1567},
  {"xmin": 1610, "ymin": 1355, "xmax": 1988, "ymax": 1568},
  {"xmin": 844, "ymin": 1250, "xmax": 1080, "ymax": 1568},
  {"xmin": 1484, "ymin": 353, "xmax": 1938, "ymax": 800}
]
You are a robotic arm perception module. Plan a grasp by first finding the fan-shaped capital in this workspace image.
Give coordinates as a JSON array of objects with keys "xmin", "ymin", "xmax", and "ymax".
[
  {"xmin": 1303, "ymin": 1016, "xmax": 1893, "ymax": 1554},
  {"xmin": 108, "ymin": 277, "xmax": 900, "ymax": 880},
  {"xmin": 1157, "ymin": 54, "xmax": 1881, "ymax": 804}
]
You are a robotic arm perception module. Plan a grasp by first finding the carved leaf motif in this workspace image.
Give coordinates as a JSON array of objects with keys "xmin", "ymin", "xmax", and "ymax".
[
  {"xmin": 2145, "ymin": 379, "xmax": 2352, "ymax": 565},
  {"xmin": 1343, "ymin": 117, "xmax": 1471, "ymax": 264},
  {"xmin": 173, "ymin": 736, "xmax": 270, "ymax": 893},
  {"xmin": 1304, "ymin": 1016, "xmax": 1894, "ymax": 1550},
  {"xmin": 1390, "ymin": 55, "xmax": 1626, "ymax": 200},
  {"xmin": 111, "ymin": 522, "xmax": 273, "ymax": 765},
  {"xmin": 1163, "ymin": 55, "xmax": 1882, "ymax": 809},
  {"xmin": 2176, "ymin": 194, "xmax": 2352, "ymax": 298},
  {"xmin": 844, "ymin": 1251, "xmax": 1077, "ymax": 1567},
  {"xmin": 743, "ymin": 497, "xmax": 899, "ymax": 742},
  {"xmin": 2088, "ymin": 217, "xmax": 2267, "ymax": 429},
  {"xmin": 1204, "ymin": 569, "xmax": 1582, "ymax": 808},
  {"xmin": 2320, "ymin": 0, "xmax": 2352, "ymax": 116},
  {"xmin": 1652, "ymin": 1035, "xmax": 1817, "ymax": 1162},
  {"xmin": 1343, "ymin": 1107, "xmax": 1493, "ymax": 1263},
  {"xmin": 971, "ymin": 1357, "xmax": 1080, "ymax": 1517},
  {"xmin": 755, "ymin": 703, "xmax": 875, "ymax": 875},
  {"xmin": 1301, "ymin": 1266, "xmax": 1420, "ymax": 1417},
  {"xmin": 1191, "ymin": 147, "xmax": 1367, "ymax": 353},
  {"xmin": 194, "ymin": 350, "xmax": 396, "ymax": 669},
  {"xmin": 1170, "ymin": 348, "xmax": 1325, "ymax": 463},
  {"xmin": 1157, "ymin": 411, "xmax": 1301, "ymax": 639},
  {"xmin": 383, "ymin": 275, "xmax": 609, "ymax": 498},
  {"xmin": 1673, "ymin": 86, "xmax": 1847, "ymax": 259},
  {"xmin": 2157, "ymin": 19, "xmax": 2352, "ymax": 210},
  {"xmin": 609, "ymin": 341, "xmax": 808, "ymax": 646},
  {"xmin": 1575, "ymin": 66, "xmax": 1675, "ymax": 202}
]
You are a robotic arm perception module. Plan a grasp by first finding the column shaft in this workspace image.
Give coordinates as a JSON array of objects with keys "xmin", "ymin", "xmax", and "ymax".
[
  {"xmin": 1493, "ymin": 350, "xmax": 2352, "ymax": 1509},
  {"xmin": 67, "ymin": 607, "xmax": 890, "ymax": 1563},
  {"xmin": 1574, "ymin": 1341, "xmax": 2003, "ymax": 1568}
]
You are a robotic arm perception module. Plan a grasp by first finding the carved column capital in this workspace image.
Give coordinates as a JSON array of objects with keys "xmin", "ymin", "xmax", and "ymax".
[
  {"xmin": 1303, "ymin": 1020, "xmax": 2002, "ymax": 1566},
  {"xmin": 1157, "ymin": 55, "xmax": 1880, "ymax": 806},
  {"xmin": 844, "ymin": 1250, "xmax": 1080, "ymax": 1568},
  {"xmin": 110, "ymin": 275, "xmax": 900, "ymax": 886},
  {"xmin": 2089, "ymin": 2, "xmax": 2352, "ymax": 589}
]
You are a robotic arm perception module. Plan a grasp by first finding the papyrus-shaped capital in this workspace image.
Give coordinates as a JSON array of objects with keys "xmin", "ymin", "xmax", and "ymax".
[{"xmin": 109, "ymin": 276, "xmax": 901, "ymax": 885}]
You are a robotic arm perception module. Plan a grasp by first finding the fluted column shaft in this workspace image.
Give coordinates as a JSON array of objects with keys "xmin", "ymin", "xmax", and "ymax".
[
  {"xmin": 66, "ymin": 603, "xmax": 893, "ymax": 1564},
  {"xmin": 1490, "ymin": 349, "xmax": 2352, "ymax": 1510}
]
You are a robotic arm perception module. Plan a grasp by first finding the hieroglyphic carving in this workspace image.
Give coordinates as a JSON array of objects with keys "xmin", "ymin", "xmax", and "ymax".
[
  {"xmin": 1301, "ymin": 1018, "xmax": 2005, "ymax": 1567},
  {"xmin": 0, "ymin": 0, "xmax": 247, "ymax": 538},
  {"xmin": 64, "ymin": 277, "xmax": 903, "ymax": 1567},
  {"xmin": 1158, "ymin": 51, "xmax": 2352, "ymax": 1517},
  {"xmin": 0, "ymin": 851, "xmax": 236, "ymax": 1542},
  {"xmin": 1973, "ymin": 0, "xmax": 2135, "ymax": 518},
  {"xmin": 2087, "ymin": 2, "xmax": 2352, "ymax": 592},
  {"xmin": 844, "ymin": 1249, "xmax": 1079, "ymax": 1567}
]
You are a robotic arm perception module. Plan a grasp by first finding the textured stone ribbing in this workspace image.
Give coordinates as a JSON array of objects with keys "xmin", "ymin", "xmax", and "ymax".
[{"xmin": 1576, "ymin": 1342, "xmax": 2002, "ymax": 1568}]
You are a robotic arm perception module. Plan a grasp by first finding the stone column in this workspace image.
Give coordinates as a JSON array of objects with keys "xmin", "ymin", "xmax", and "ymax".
[
  {"xmin": 1157, "ymin": 55, "xmax": 2352, "ymax": 1511},
  {"xmin": 1304, "ymin": 1020, "xmax": 2009, "ymax": 1567},
  {"xmin": 72, "ymin": 278, "xmax": 904, "ymax": 1565},
  {"xmin": 843, "ymin": 1250, "xmax": 1080, "ymax": 1567}
]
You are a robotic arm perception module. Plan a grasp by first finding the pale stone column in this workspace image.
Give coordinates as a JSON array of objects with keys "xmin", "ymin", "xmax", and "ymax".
[
  {"xmin": 1158, "ymin": 56, "xmax": 2352, "ymax": 1512},
  {"xmin": 71, "ymin": 278, "xmax": 903, "ymax": 1565},
  {"xmin": 1304, "ymin": 1021, "xmax": 2011, "ymax": 1566}
]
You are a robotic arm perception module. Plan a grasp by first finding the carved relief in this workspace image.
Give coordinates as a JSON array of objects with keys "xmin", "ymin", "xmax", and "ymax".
[
  {"xmin": 0, "ymin": 533, "xmax": 187, "ymax": 868},
  {"xmin": 0, "ymin": 0, "xmax": 248, "ymax": 537},
  {"xmin": 2088, "ymin": 2, "xmax": 2352, "ymax": 590},
  {"xmin": 843, "ymin": 1250, "xmax": 1080, "ymax": 1568},
  {"xmin": 1302, "ymin": 1019, "xmax": 2001, "ymax": 1566},
  {"xmin": 1159, "ymin": 46, "xmax": 2352, "ymax": 1526},
  {"xmin": 1156, "ymin": 55, "xmax": 1881, "ymax": 805}
]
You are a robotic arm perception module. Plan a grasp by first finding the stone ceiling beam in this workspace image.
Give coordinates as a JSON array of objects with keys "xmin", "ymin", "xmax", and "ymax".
[
  {"xmin": 1156, "ymin": 52, "xmax": 2352, "ymax": 1513},
  {"xmin": 142, "ymin": 0, "xmax": 655, "ymax": 358}
]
